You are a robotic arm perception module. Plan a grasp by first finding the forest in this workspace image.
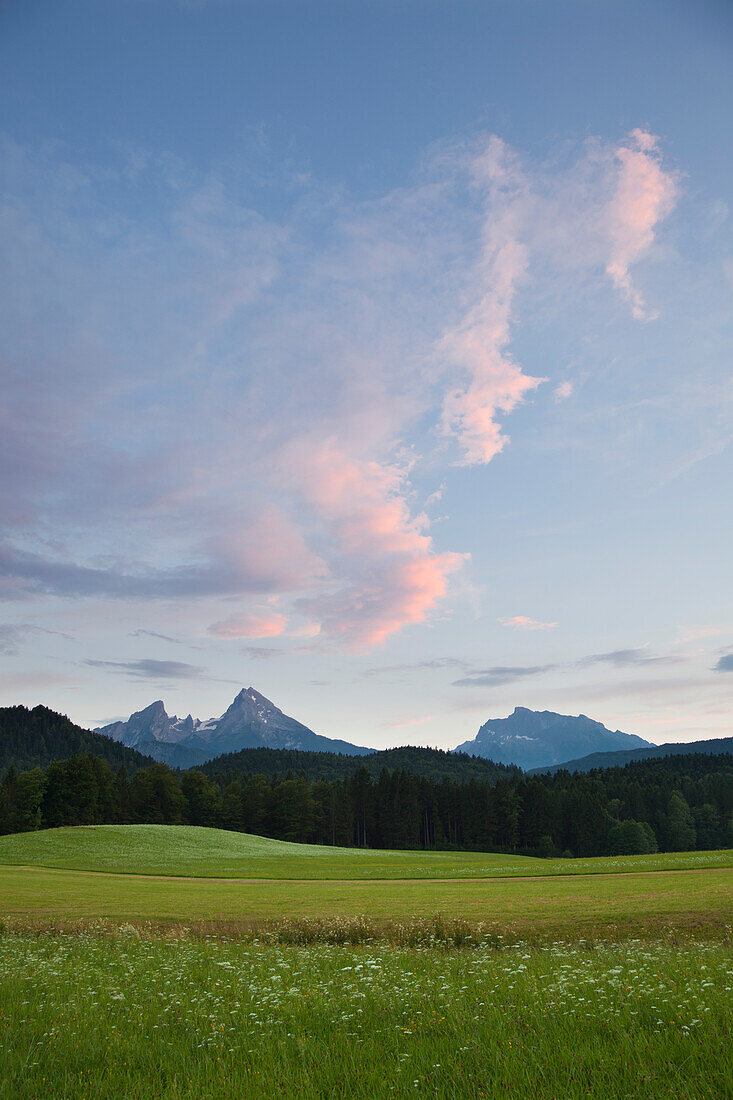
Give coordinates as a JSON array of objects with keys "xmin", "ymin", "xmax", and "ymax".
[{"xmin": 1, "ymin": 750, "xmax": 731, "ymax": 858}]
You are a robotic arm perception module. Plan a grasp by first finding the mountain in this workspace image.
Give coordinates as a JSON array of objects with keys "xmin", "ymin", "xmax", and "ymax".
[
  {"xmin": 202, "ymin": 744, "xmax": 518, "ymax": 784},
  {"xmin": 530, "ymin": 735, "xmax": 733, "ymax": 775},
  {"xmin": 0, "ymin": 705, "xmax": 155, "ymax": 775},
  {"xmin": 96, "ymin": 687, "xmax": 374, "ymax": 765},
  {"xmin": 95, "ymin": 701, "xmax": 216, "ymax": 768},
  {"xmin": 453, "ymin": 707, "xmax": 651, "ymax": 770}
]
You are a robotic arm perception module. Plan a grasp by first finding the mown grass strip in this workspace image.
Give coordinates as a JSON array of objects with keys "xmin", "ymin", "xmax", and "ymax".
[{"xmin": 1, "ymin": 864, "xmax": 731, "ymax": 941}]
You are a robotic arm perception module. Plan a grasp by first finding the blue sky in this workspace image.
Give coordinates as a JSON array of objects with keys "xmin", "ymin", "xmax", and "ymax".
[{"xmin": 1, "ymin": 0, "xmax": 731, "ymax": 748}]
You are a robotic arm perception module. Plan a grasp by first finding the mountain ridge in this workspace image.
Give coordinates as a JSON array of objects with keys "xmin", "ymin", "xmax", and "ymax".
[
  {"xmin": 530, "ymin": 735, "xmax": 733, "ymax": 775},
  {"xmin": 96, "ymin": 687, "xmax": 375, "ymax": 765},
  {"xmin": 453, "ymin": 706, "xmax": 652, "ymax": 770}
]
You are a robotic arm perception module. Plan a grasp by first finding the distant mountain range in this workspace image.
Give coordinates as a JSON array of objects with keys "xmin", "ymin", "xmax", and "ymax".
[
  {"xmin": 1, "ymin": 696, "xmax": 730, "ymax": 786},
  {"xmin": 454, "ymin": 706, "xmax": 652, "ymax": 770},
  {"xmin": 530, "ymin": 735, "xmax": 733, "ymax": 775},
  {"xmin": 96, "ymin": 687, "xmax": 374, "ymax": 767}
]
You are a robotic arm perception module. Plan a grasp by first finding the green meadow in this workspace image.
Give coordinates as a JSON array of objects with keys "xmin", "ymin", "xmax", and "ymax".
[
  {"xmin": 1, "ymin": 825, "xmax": 731, "ymax": 1097},
  {"xmin": 0, "ymin": 823, "xmax": 731, "ymax": 879},
  {"xmin": 1, "ymin": 863, "xmax": 731, "ymax": 940},
  {"xmin": 0, "ymin": 933, "xmax": 731, "ymax": 1099},
  {"xmin": 0, "ymin": 826, "xmax": 731, "ymax": 939}
]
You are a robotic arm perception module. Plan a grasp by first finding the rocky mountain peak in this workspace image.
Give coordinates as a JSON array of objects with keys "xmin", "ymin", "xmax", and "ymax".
[
  {"xmin": 137, "ymin": 700, "xmax": 167, "ymax": 719},
  {"xmin": 96, "ymin": 686, "xmax": 374, "ymax": 763},
  {"xmin": 454, "ymin": 707, "xmax": 651, "ymax": 770}
]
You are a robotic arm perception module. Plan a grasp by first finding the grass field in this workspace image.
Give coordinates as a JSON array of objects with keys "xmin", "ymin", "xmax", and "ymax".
[
  {"xmin": 0, "ymin": 933, "xmax": 730, "ymax": 1098},
  {"xmin": 0, "ymin": 826, "xmax": 731, "ymax": 939},
  {"xmin": 1, "ymin": 825, "xmax": 731, "ymax": 1097},
  {"xmin": 1, "ymin": 864, "xmax": 731, "ymax": 941},
  {"xmin": 0, "ymin": 824, "xmax": 731, "ymax": 879}
]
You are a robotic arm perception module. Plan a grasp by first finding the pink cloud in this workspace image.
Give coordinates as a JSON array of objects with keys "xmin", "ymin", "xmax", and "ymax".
[
  {"xmin": 605, "ymin": 129, "xmax": 679, "ymax": 320},
  {"xmin": 302, "ymin": 551, "xmax": 464, "ymax": 650},
  {"xmin": 206, "ymin": 504, "xmax": 327, "ymax": 594},
  {"xmin": 499, "ymin": 615, "xmax": 558, "ymax": 631},
  {"xmin": 2, "ymin": 130, "xmax": 684, "ymax": 658},
  {"xmin": 440, "ymin": 138, "xmax": 544, "ymax": 465},
  {"xmin": 298, "ymin": 445, "xmax": 429, "ymax": 556},
  {"xmin": 554, "ymin": 380, "xmax": 573, "ymax": 402},
  {"xmin": 209, "ymin": 610, "xmax": 288, "ymax": 639},
  {"xmin": 288, "ymin": 443, "xmax": 465, "ymax": 648}
]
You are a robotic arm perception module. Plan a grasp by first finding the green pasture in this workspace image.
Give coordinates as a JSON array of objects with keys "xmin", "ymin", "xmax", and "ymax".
[
  {"xmin": 1, "ymin": 825, "xmax": 731, "ymax": 1097},
  {"xmin": 0, "ymin": 824, "xmax": 730, "ymax": 879},
  {"xmin": 0, "ymin": 826, "xmax": 730, "ymax": 939},
  {"xmin": 1, "ymin": 933, "xmax": 731, "ymax": 1099},
  {"xmin": 1, "ymin": 863, "xmax": 731, "ymax": 940}
]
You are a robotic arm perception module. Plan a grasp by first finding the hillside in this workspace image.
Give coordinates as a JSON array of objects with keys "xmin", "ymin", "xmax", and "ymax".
[
  {"xmin": 0, "ymin": 823, "xmax": 728, "ymax": 881},
  {"xmin": 0, "ymin": 705, "xmax": 155, "ymax": 776},
  {"xmin": 0, "ymin": 823, "xmax": 536, "ymax": 878},
  {"xmin": 531, "ymin": 736, "xmax": 733, "ymax": 775},
  {"xmin": 455, "ymin": 707, "xmax": 651, "ymax": 769},
  {"xmin": 201, "ymin": 743, "xmax": 517, "ymax": 783}
]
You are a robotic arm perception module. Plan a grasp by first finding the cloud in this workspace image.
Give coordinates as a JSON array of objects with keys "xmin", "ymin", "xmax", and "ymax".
[
  {"xmin": 713, "ymin": 654, "xmax": 733, "ymax": 672},
  {"xmin": 84, "ymin": 658, "xmax": 206, "ymax": 680},
  {"xmin": 0, "ymin": 624, "xmax": 36, "ymax": 656},
  {"xmin": 579, "ymin": 647, "xmax": 675, "ymax": 667},
  {"xmin": 365, "ymin": 657, "xmax": 473, "ymax": 677},
  {"xmin": 131, "ymin": 628, "xmax": 207, "ymax": 651},
  {"xmin": 299, "ymin": 551, "xmax": 464, "ymax": 649},
  {"xmin": 131, "ymin": 629, "xmax": 181, "ymax": 644},
  {"xmin": 452, "ymin": 645, "xmax": 681, "ymax": 687},
  {"xmin": 499, "ymin": 616, "xmax": 558, "ymax": 631},
  {"xmin": 0, "ymin": 504, "xmax": 322, "ymax": 602},
  {"xmin": 0, "ymin": 622, "xmax": 74, "ymax": 655},
  {"xmin": 0, "ymin": 129, "xmax": 682, "ymax": 650},
  {"xmin": 209, "ymin": 611, "xmax": 288, "ymax": 639},
  {"xmin": 453, "ymin": 664, "xmax": 557, "ymax": 688},
  {"xmin": 240, "ymin": 645, "xmax": 287, "ymax": 660},
  {"xmin": 440, "ymin": 137, "xmax": 544, "ymax": 465},
  {"xmin": 554, "ymin": 381, "xmax": 573, "ymax": 402},
  {"xmin": 604, "ymin": 129, "xmax": 679, "ymax": 320},
  {"xmin": 287, "ymin": 444, "xmax": 465, "ymax": 648}
]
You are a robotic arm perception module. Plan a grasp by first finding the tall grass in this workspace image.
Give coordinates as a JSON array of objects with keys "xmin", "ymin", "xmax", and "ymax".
[{"xmin": 1, "ymin": 928, "xmax": 730, "ymax": 1098}]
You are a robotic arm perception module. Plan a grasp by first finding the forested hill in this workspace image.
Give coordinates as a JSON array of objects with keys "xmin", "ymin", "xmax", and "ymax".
[
  {"xmin": 1, "ymin": 747, "xmax": 731, "ymax": 856},
  {"xmin": 201, "ymin": 744, "xmax": 518, "ymax": 784},
  {"xmin": 531, "ymin": 736, "xmax": 733, "ymax": 776},
  {"xmin": 0, "ymin": 706, "xmax": 155, "ymax": 776}
]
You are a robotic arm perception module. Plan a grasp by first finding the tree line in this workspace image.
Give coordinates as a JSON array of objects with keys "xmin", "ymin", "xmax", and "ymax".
[
  {"xmin": 1, "ymin": 751, "xmax": 732, "ymax": 856},
  {"xmin": 200, "ymin": 744, "xmax": 515, "ymax": 784},
  {"xmin": 0, "ymin": 705, "xmax": 153, "ymax": 775}
]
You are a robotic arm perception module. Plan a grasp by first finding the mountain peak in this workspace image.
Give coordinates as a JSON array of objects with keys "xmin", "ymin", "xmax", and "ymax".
[
  {"xmin": 97, "ymin": 687, "xmax": 374, "ymax": 762},
  {"xmin": 453, "ymin": 707, "xmax": 651, "ymax": 770},
  {"xmin": 234, "ymin": 686, "xmax": 269, "ymax": 703},
  {"xmin": 137, "ymin": 700, "xmax": 167, "ymax": 718},
  {"xmin": 229, "ymin": 686, "xmax": 278, "ymax": 713}
]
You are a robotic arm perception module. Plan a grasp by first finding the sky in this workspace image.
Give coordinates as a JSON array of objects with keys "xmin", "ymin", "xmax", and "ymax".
[{"xmin": 1, "ymin": 0, "xmax": 731, "ymax": 749}]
